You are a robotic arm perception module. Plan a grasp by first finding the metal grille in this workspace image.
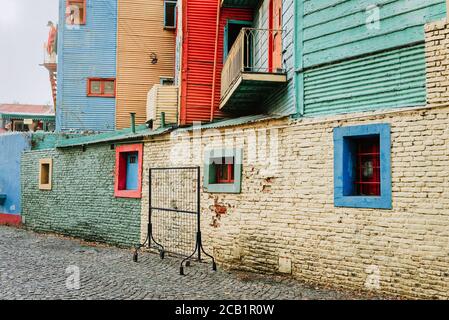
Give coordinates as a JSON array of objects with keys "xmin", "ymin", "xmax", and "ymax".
[
  {"xmin": 150, "ymin": 167, "xmax": 198, "ymax": 257},
  {"xmin": 134, "ymin": 167, "xmax": 216, "ymax": 275},
  {"xmin": 355, "ymin": 137, "xmax": 381, "ymax": 196}
]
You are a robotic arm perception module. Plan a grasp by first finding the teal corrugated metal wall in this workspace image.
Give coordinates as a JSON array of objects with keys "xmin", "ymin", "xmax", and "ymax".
[
  {"xmin": 56, "ymin": 0, "xmax": 117, "ymax": 132},
  {"xmin": 302, "ymin": 0, "xmax": 446, "ymax": 68},
  {"xmin": 304, "ymin": 44, "xmax": 426, "ymax": 115},
  {"xmin": 296, "ymin": 0, "xmax": 446, "ymax": 117}
]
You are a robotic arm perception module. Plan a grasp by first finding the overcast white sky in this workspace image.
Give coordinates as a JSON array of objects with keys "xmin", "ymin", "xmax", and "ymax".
[{"xmin": 0, "ymin": 0, "xmax": 58, "ymax": 105}]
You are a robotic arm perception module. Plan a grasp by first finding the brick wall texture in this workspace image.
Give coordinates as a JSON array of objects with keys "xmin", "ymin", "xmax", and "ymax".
[
  {"xmin": 141, "ymin": 105, "xmax": 449, "ymax": 299},
  {"xmin": 18, "ymin": 20, "xmax": 449, "ymax": 299},
  {"xmin": 426, "ymin": 19, "xmax": 449, "ymax": 108},
  {"xmin": 21, "ymin": 145, "xmax": 141, "ymax": 247},
  {"xmin": 138, "ymin": 21, "xmax": 449, "ymax": 299}
]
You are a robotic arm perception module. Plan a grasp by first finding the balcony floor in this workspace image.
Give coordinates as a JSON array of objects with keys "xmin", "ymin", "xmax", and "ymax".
[{"xmin": 220, "ymin": 72, "xmax": 287, "ymax": 113}]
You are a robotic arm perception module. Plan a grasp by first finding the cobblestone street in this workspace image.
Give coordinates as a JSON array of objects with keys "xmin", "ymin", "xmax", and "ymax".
[{"xmin": 0, "ymin": 226, "xmax": 375, "ymax": 300}]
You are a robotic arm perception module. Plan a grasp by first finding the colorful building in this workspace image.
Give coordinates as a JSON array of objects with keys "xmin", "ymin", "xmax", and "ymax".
[
  {"xmin": 56, "ymin": 0, "xmax": 117, "ymax": 132},
  {"xmin": 53, "ymin": 0, "xmax": 176, "ymax": 132},
  {"xmin": 166, "ymin": 0, "xmax": 295, "ymax": 125},
  {"xmin": 20, "ymin": 0, "xmax": 449, "ymax": 299},
  {"xmin": 115, "ymin": 0, "xmax": 176, "ymax": 129},
  {"xmin": 0, "ymin": 104, "xmax": 55, "ymax": 133},
  {"xmin": 295, "ymin": 0, "xmax": 446, "ymax": 116},
  {"xmin": 21, "ymin": 122, "xmax": 171, "ymax": 246}
]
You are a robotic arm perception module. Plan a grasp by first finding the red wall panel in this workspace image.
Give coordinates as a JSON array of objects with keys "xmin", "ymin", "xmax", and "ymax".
[{"xmin": 180, "ymin": 0, "xmax": 253, "ymax": 125}]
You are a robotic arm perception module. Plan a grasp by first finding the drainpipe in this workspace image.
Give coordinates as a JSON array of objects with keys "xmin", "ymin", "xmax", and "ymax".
[
  {"xmin": 130, "ymin": 113, "xmax": 136, "ymax": 133},
  {"xmin": 160, "ymin": 112, "xmax": 166, "ymax": 128},
  {"xmin": 210, "ymin": 0, "xmax": 221, "ymax": 122}
]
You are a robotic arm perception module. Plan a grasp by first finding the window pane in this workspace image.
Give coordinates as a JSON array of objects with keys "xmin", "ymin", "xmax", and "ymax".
[
  {"xmin": 104, "ymin": 81, "xmax": 115, "ymax": 95},
  {"xmin": 90, "ymin": 80, "xmax": 101, "ymax": 94},
  {"xmin": 165, "ymin": 2, "xmax": 176, "ymax": 27},
  {"xmin": 126, "ymin": 152, "xmax": 139, "ymax": 190},
  {"xmin": 68, "ymin": 1, "xmax": 85, "ymax": 25},
  {"xmin": 354, "ymin": 137, "xmax": 381, "ymax": 196}
]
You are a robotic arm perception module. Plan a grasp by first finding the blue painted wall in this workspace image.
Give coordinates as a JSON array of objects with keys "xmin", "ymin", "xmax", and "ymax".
[
  {"xmin": 0, "ymin": 133, "xmax": 31, "ymax": 215},
  {"xmin": 56, "ymin": 0, "xmax": 117, "ymax": 132},
  {"xmin": 295, "ymin": 0, "xmax": 447, "ymax": 116}
]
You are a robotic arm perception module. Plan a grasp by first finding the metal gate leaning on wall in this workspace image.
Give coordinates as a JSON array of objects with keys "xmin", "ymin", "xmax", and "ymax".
[{"xmin": 133, "ymin": 167, "xmax": 216, "ymax": 275}]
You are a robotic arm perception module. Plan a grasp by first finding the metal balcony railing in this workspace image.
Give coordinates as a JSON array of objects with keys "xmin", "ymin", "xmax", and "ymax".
[{"xmin": 221, "ymin": 28, "xmax": 284, "ymax": 100}]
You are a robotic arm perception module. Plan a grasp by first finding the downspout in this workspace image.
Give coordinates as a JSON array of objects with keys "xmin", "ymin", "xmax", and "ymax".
[
  {"xmin": 210, "ymin": 0, "xmax": 222, "ymax": 122},
  {"xmin": 130, "ymin": 113, "xmax": 136, "ymax": 133}
]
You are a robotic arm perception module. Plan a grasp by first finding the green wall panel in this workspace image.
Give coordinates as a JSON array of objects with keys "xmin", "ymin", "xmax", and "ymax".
[
  {"xmin": 303, "ymin": 44, "xmax": 426, "ymax": 116},
  {"xmin": 301, "ymin": 0, "xmax": 446, "ymax": 68},
  {"xmin": 21, "ymin": 145, "xmax": 141, "ymax": 247}
]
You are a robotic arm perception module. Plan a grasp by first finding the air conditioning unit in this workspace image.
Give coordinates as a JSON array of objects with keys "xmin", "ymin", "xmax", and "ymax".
[{"xmin": 146, "ymin": 84, "xmax": 178, "ymax": 129}]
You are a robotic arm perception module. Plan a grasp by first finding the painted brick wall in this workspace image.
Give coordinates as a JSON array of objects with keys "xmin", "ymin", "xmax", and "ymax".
[
  {"xmin": 425, "ymin": 19, "xmax": 449, "ymax": 108},
  {"xmin": 140, "ymin": 104, "xmax": 449, "ymax": 299},
  {"xmin": 21, "ymin": 144, "xmax": 141, "ymax": 247}
]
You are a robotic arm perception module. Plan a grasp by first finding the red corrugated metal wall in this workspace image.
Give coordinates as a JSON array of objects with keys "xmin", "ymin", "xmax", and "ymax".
[{"xmin": 180, "ymin": 0, "xmax": 253, "ymax": 125}]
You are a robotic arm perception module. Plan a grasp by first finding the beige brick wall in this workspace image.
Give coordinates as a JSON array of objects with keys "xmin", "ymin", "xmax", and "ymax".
[
  {"xmin": 426, "ymin": 19, "xmax": 449, "ymax": 107},
  {"xmin": 141, "ymin": 106, "xmax": 449, "ymax": 299},
  {"xmin": 140, "ymin": 20, "xmax": 449, "ymax": 299}
]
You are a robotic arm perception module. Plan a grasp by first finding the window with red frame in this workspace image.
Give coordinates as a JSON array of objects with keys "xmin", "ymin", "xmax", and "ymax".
[
  {"xmin": 114, "ymin": 144, "xmax": 143, "ymax": 198},
  {"xmin": 354, "ymin": 137, "xmax": 381, "ymax": 196},
  {"xmin": 87, "ymin": 78, "xmax": 116, "ymax": 97},
  {"xmin": 66, "ymin": 0, "xmax": 86, "ymax": 25},
  {"xmin": 212, "ymin": 157, "xmax": 235, "ymax": 184}
]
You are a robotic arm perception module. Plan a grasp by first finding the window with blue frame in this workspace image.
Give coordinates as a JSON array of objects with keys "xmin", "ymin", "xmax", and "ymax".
[
  {"xmin": 204, "ymin": 149, "xmax": 242, "ymax": 193},
  {"xmin": 164, "ymin": 0, "xmax": 177, "ymax": 29},
  {"xmin": 333, "ymin": 124, "xmax": 392, "ymax": 209}
]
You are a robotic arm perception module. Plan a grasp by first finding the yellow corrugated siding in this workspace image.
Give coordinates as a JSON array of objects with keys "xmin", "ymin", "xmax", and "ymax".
[{"xmin": 116, "ymin": 0, "xmax": 176, "ymax": 129}]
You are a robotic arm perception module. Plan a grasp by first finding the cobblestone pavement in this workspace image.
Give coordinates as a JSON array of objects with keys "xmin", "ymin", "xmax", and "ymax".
[{"xmin": 0, "ymin": 226, "xmax": 376, "ymax": 300}]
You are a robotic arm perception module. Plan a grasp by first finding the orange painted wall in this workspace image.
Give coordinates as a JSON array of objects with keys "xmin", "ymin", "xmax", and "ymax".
[{"xmin": 116, "ymin": 0, "xmax": 176, "ymax": 129}]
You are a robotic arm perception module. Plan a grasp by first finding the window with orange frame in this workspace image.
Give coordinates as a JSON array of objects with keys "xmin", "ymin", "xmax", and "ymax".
[
  {"xmin": 87, "ymin": 78, "xmax": 116, "ymax": 97},
  {"xmin": 66, "ymin": 0, "xmax": 86, "ymax": 25}
]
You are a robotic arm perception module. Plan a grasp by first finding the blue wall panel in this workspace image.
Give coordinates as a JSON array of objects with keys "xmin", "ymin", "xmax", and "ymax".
[
  {"xmin": 0, "ymin": 133, "xmax": 31, "ymax": 216},
  {"xmin": 57, "ymin": 0, "xmax": 117, "ymax": 132}
]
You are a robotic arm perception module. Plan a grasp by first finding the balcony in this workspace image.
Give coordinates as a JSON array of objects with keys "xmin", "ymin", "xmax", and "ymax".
[{"xmin": 220, "ymin": 28, "xmax": 287, "ymax": 113}]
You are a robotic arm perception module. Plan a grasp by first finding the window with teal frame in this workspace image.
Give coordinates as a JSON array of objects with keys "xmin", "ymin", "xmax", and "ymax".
[{"xmin": 204, "ymin": 149, "xmax": 243, "ymax": 193}]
